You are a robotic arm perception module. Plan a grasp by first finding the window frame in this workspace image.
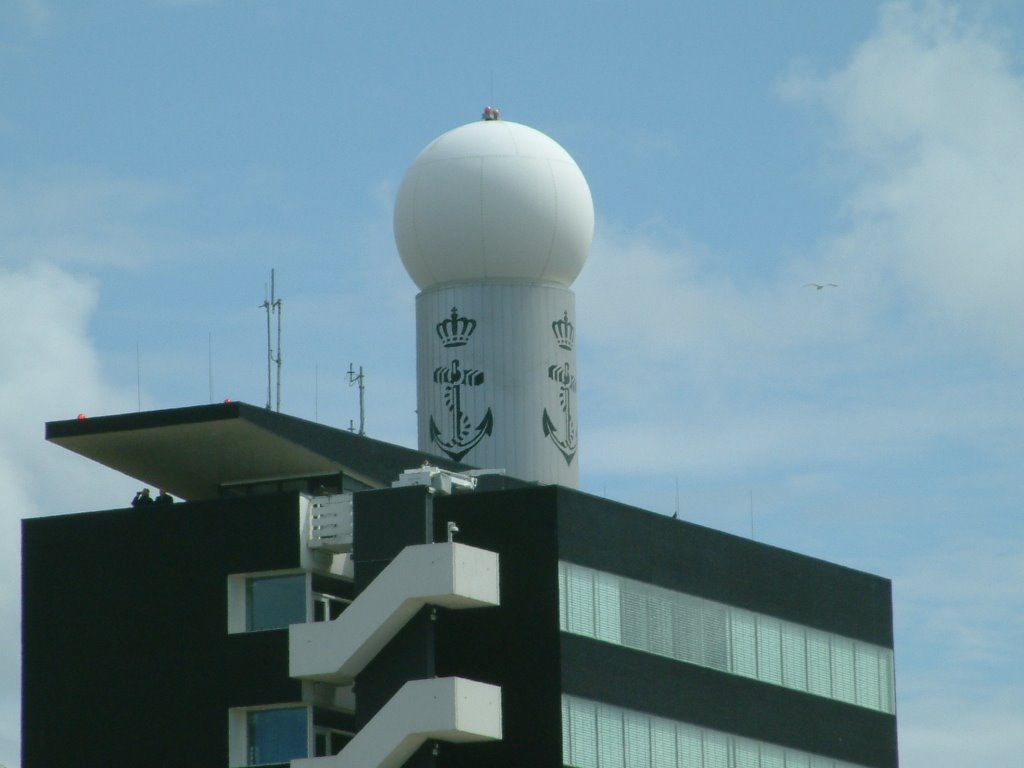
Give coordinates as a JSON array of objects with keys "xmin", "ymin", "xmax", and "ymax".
[{"xmin": 227, "ymin": 570, "xmax": 353, "ymax": 634}]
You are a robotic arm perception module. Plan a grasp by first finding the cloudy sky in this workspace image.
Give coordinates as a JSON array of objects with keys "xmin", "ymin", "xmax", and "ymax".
[{"xmin": 2, "ymin": 1, "xmax": 1022, "ymax": 765}]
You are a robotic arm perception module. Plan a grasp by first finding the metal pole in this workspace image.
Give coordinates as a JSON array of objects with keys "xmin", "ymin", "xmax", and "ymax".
[
  {"xmin": 261, "ymin": 283, "xmax": 271, "ymax": 410},
  {"xmin": 359, "ymin": 366, "xmax": 365, "ymax": 435},
  {"xmin": 260, "ymin": 269, "xmax": 283, "ymax": 411},
  {"xmin": 273, "ymin": 269, "xmax": 282, "ymax": 413},
  {"xmin": 348, "ymin": 363, "xmax": 366, "ymax": 436},
  {"xmin": 208, "ymin": 332, "xmax": 213, "ymax": 404},
  {"xmin": 136, "ymin": 342, "xmax": 141, "ymax": 412}
]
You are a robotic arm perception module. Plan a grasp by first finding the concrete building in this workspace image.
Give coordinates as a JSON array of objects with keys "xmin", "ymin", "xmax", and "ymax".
[
  {"xmin": 22, "ymin": 114, "xmax": 898, "ymax": 768},
  {"xmin": 25, "ymin": 402, "xmax": 897, "ymax": 768}
]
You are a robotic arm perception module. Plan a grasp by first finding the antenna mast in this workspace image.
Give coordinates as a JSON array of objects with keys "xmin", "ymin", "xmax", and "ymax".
[
  {"xmin": 673, "ymin": 477, "xmax": 680, "ymax": 519},
  {"xmin": 136, "ymin": 342, "xmax": 142, "ymax": 412},
  {"xmin": 260, "ymin": 269, "xmax": 283, "ymax": 412},
  {"xmin": 347, "ymin": 363, "xmax": 365, "ymax": 436},
  {"xmin": 208, "ymin": 332, "xmax": 214, "ymax": 404}
]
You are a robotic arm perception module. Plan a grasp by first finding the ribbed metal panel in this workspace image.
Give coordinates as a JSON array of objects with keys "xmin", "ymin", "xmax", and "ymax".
[{"xmin": 416, "ymin": 282, "xmax": 578, "ymax": 487}]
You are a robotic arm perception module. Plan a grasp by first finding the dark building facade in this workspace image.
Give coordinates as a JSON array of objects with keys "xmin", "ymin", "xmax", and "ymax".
[{"xmin": 23, "ymin": 402, "xmax": 898, "ymax": 768}]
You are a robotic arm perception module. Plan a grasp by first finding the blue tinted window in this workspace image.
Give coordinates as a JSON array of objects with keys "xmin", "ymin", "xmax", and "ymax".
[
  {"xmin": 558, "ymin": 562, "xmax": 895, "ymax": 714},
  {"xmin": 248, "ymin": 707, "xmax": 307, "ymax": 764},
  {"xmin": 247, "ymin": 574, "xmax": 306, "ymax": 631}
]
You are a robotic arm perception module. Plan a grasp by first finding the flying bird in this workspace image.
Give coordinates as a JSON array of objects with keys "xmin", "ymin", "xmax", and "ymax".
[{"xmin": 804, "ymin": 283, "xmax": 838, "ymax": 290}]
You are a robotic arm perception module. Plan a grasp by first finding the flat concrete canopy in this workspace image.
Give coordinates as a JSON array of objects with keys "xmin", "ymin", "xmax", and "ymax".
[{"xmin": 46, "ymin": 402, "xmax": 469, "ymax": 501}]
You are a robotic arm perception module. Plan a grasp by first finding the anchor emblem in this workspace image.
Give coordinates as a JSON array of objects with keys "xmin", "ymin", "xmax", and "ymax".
[
  {"xmin": 429, "ymin": 357, "xmax": 493, "ymax": 462},
  {"xmin": 542, "ymin": 361, "xmax": 577, "ymax": 466}
]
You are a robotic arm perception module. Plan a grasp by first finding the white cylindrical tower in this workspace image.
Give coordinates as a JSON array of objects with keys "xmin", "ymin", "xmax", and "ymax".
[{"xmin": 394, "ymin": 114, "xmax": 594, "ymax": 486}]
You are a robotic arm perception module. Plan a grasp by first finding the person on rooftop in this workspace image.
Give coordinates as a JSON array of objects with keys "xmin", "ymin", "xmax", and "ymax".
[{"xmin": 131, "ymin": 488, "xmax": 154, "ymax": 507}]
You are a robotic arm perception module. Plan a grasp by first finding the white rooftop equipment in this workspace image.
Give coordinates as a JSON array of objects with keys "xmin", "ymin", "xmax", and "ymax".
[
  {"xmin": 394, "ymin": 112, "xmax": 594, "ymax": 487},
  {"xmin": 393, "ymin": 465, "xmax": 479, "ymax": 495}
]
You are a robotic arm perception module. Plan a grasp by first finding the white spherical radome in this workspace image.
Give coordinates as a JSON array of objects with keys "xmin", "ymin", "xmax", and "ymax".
[{"xmin": 394, "ymin": 119, "xmax": 594, "ymax": 290}]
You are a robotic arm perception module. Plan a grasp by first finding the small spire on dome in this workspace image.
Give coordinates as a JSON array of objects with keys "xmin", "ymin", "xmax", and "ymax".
[{"xmin": 481, "ymin": 105, "xmax": 500, "ymax": 121}]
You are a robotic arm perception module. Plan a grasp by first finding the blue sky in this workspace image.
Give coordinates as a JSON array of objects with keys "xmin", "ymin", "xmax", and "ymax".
[{"xmin": 2, "ymin": 1, "xmax": 1023, "ymax": 766}]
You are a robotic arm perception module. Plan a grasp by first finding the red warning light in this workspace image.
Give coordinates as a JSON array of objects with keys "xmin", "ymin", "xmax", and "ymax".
[
  {"xmin": 77, "ymin": 413, "xmax": 86, "ymax": 420},
  {"xmin": 223, "ymin": 398, "xmax": 232, "ymax": 404}
]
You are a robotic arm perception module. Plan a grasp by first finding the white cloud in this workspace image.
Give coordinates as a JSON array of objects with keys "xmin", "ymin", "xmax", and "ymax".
[
  {"xmin": 896, "ymin": 537, "xmax": 1024, "ymax": 672},
  {"xmin": 574, "ymin": 6, "xmax": 1024, "ymax": 768},
  {"xmin": 0, "ymin": 262, "xmax": 138, "ymax": 768},
  {"xmin": 575, "ymin": 221, "xmax": 1024, "ymax": 485},
  {"xmin": 781, "ymin": 1, "xmax": 1024, "ymax": 363},
  {"xmin": 898, "ymin": 693, "xmax": 1024, "ymax": 768},
  {"xmin": 893, "ymin": 537, "xmax": 1024, "ymax": 767},
  {"xmin": 577, "ymin": 0, "xmax": 1024, "ymax": 488}
]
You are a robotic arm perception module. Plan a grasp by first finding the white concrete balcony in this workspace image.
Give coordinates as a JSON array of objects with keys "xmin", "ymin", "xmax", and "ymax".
[
  {"xmin": 291, "ymin": 676, "xmax": 502, "ymax": 768},
  {"xmin": 289, "ymin": 541, "xmax": 500, "ymax": 684}
]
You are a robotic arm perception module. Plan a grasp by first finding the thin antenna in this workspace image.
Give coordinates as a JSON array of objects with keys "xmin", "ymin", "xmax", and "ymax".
[
  {"xmin": 314, "ymin": 362, "xmax": 319, "ymax": 423},
  {"xmin": 749, "ymin": 489, "xmax": 755, "ymax": 540},
  {"xmin": 275, "ymin": 270, "xmax": 282, "ymax": 412},
  {"xmin": 262, "ymin": 281, "xmax": 271, "ymax": 409},
  {"xmin": 673, "ymin": 477, "xmax": 679, "ymax": 519},
  {"xmin": 136, "ymin": 342, "xmax": 141, "ymax": 412},
  {"xmin": 260, "ymin": 269, "xmax": 283, "ymax": 412},
  {"xmin": 208, "ymin": 332, "xmax": 213, "ymax": 404},
  {"xmin": 347, "ymin": 363, "xmax": 365, "ymax": 436}
]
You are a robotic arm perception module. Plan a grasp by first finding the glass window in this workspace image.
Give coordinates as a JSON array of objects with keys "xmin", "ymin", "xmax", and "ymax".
[
  {"xmin": 781, "ymin": 623, "xmax": 807, "ymax": 690},
  {"xmin": 247, "ymin": 574, "xmax": 307, "ymax": 631},
  {"xmin": 562, "ymin": 695, "xmax": 875, "ymax": 768},
  {"xmin": 596, "ymin": 704, "xmax": 625, "ymax": 768},
  {"xmin": 558, "ymin": 562, "xmax": 896, "ymax": 715},
  {"xmin": 757, "ymin": 616, "xmax": 783, "ymax": 685},
  {"xmin": 831, "ymin": 636, "xmax": 856, "ymax": 704},
  {"xmin": 806, "ymin": 631, "xmax": 832, "ymax": 698},
  {"xmin": 735, "ymin": 739, "xmax": 760, "ymax": 768},
  {"xmin": 247, "ymin": 707, "xmax": 307, "ymax": 765},
  {"xmin": 559, "ymin": 565, "xmax": 570, "ymax": 633},
  {"xmin": 650, "ymin": 718, "xmax": 676, "ymax": 768},
  {"xmin": 562, "ymin": 697, "xmax": 572, "ymax": 765},
  {"xmin": 569, "ymin": 698, "xmax": 598, "ymax": 768},
  {"xmin": 673, "ymin": 594, "xmax": 702, "ymax": 665},
  {"xmin": 595, "ymin": 572, "xmax": 623, "ymax": 644},
  {"xmin": 878, "ymin": 651, "xmax": 896, "ymax": 712},
  {"xmin": 854, "ymin": 644, "xmax": 881, "ymax": 711},
  {"xmin": 761, "ymin": 744, "xmax": 786, "ymax": 768},
  {"xmin": 729, "ymin": 611, "xmax": 757, "ymax": 678},
  {"xmin": 567, "ymin": 565, "xmax": 596, "ymax": 637},
  {"xmin": 701, "ymin": 601, "xmax": 729, "ymax": 672},
  {"xmin": 620, "ymin": 582, "xmax": 649, "ymax": 652},
  {"xmin": 676, "ymin": 723, "xmax": 703, "ymax": 766},
  {"xmin": 623, "ymin": 712, "xmax": 650, "ymax": 768},
  {"xmin": 702, "ymin": 732, "xmax": 730, "ymax": 768},
  {"xmin": 648, "ymin": 592, "xmax": 675, "ymax": 658}
]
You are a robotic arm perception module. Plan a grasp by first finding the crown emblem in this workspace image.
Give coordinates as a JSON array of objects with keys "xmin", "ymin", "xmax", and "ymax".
[
  {"xmin": 436, "ymin": 307, "xmax": 477, "ymax": 347},
  {"xmin": 552, "ymin": 311, "xmax": 575, "ymax": 350}
]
